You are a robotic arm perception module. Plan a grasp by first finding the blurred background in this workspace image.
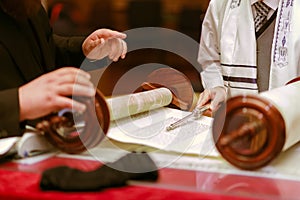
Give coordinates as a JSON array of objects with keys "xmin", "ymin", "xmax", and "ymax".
[{"xmin": 45, "ymin": 0, "xmax": 210, "ymax": 95}]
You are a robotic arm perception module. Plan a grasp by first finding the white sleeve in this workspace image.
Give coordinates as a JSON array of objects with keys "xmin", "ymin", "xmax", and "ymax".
[{"xmin": 197, "ymin": 0, "xmax": 224, "ymax": 89}]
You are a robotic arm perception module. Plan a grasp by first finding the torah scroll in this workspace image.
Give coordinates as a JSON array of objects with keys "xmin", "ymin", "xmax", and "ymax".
[{"xmin": 213, "ymin": 78, "xmax": 300, "ymax": 170}]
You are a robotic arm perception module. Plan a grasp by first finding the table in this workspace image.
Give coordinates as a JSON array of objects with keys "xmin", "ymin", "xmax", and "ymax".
[{"xmin": 1, "ymin": 150, "xmax": 300, "ymax": 200}]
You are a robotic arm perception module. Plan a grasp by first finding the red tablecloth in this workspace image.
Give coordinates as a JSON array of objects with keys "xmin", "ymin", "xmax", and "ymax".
[{"xmin": 0, "ymin": 156, "xmax": 299, "ymax": 200}]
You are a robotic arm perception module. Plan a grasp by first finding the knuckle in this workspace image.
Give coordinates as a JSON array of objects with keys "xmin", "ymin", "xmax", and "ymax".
[
  {"xmin": 45, "ymin": 94, "xmax": 55, "ymax": 106},
  {"xmin": 66, "ymin": 84, "xmax": 74, "ymax": 92}
]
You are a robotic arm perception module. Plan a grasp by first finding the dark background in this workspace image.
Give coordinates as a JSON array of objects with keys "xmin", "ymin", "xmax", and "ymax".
[{"xmin": 46, "ymin": 0, "xmax": 210, "ymax": 95}]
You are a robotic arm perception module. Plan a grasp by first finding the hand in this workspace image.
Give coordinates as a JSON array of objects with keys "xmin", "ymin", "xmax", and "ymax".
[
  {"xmin": 196, "ymin": 86, "xmax": 227, "ymax": 112},
  {"xmin": 82, "ymin": 29, "xmax": 127, "ymax": 62},
  {"xmin": 19, "ymin": 67, "xmax": 95, "ymax": 121}
]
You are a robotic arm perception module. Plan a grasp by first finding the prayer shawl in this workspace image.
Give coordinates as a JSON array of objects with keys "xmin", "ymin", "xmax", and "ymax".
[{"xmin": 198, "ymin": 0, "xmax": 300, "ymax": 97}]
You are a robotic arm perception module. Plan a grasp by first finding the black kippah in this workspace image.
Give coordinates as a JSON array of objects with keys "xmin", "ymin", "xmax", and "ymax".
[{"xmin": 40, "ymin": 152, "xmax": 159, "ymax": 191}]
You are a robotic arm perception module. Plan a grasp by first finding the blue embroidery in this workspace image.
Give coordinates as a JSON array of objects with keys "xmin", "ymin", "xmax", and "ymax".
[{"xmin": 282, "ymin": 36, "xmax": 286, "ymax": 47}]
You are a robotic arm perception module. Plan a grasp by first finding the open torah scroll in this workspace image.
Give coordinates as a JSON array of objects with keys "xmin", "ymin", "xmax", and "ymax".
[
  {"xmin": 98, "ymin": 68, "xmax": 217, "ymax": 157},
  {"xmin": 105, "ymin": 86, "xmax": 218, "ymax": 157}
]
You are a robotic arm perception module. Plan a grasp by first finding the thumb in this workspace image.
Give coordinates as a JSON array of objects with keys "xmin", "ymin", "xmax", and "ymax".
[
  {"xmin": 92, "ymin": 38, "xmax": 105, "ymax": 48},
  {"xmin": 197, "ymin": 90, "xmax": 210, "ymax": 107}
]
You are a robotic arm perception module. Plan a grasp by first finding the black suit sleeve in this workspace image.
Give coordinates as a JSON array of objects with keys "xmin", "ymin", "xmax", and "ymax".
[
  {"xmin": 53, "ymin": 34, "xmax": 86, "ymax": 68},
  {"xmin": 0, "ymin": 44, "xmax": 25, "ymax": 138},
  {"xmin": 0, "ymin": 88, "xmax": 23, "ymax": 138}
]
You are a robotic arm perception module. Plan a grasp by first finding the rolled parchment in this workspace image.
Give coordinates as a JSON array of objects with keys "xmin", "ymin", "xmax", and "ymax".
[
  {"xmin": 212, "ymin": 80, "xmax": 300, "ymax": 170},
  {"xmin": 107, "ymin": 88, "xmax": 173, "ymax": 121}
]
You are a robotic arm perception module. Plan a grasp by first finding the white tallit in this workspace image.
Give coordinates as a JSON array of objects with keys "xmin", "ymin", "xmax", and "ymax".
[{"xmin": 198, "ymin": 0, "xmax": 300, "ymax": 98}]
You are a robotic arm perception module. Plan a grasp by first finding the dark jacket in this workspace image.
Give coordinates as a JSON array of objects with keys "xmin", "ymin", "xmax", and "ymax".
[{"xmin": 0, "ymin": 5, "xmax": 85, "ymax": 138}]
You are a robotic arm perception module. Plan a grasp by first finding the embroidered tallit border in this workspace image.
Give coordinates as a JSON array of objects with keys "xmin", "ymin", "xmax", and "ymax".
[{"xmin": 273, "ymin": 0, "xmax": 294, "ymax": 68}]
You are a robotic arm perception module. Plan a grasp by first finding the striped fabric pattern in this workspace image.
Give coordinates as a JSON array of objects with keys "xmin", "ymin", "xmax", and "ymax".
[
  {"xmin": 254, "ymin": 1, "xmax": 271, "ymax": 32},
  {"xmin": 221, "ymin": 63, "xmax": 259, "ymax": 96}
]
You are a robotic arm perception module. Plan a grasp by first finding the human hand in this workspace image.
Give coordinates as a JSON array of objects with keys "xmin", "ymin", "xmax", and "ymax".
[
  {"xmin": 82, "ymin": 29, "xmax": 127, "ymax": 62},
  {"xmin": 196, "ymin": 86, "xmax": 227, "ymax": 112},
  {"xmin": 19, "ymin": 67, "xmax": 95, "ymax": 121}
]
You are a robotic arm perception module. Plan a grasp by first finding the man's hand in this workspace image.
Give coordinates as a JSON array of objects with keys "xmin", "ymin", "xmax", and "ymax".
[
  {"xmin": 197, "ymin": 86, "xmax": 227, "ymax": 112},
  {"xmin": 82, "ymin": 29, "xmax": 127, "ymax": 62},
  {"xmin": 19, "ymin": 67, "xmax": 95, "ymax": 121}
]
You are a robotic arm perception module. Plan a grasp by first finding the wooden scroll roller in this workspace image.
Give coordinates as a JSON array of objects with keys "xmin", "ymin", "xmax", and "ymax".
[
  {"xmin": 36, "ymin": 68, "xmax": 194, "ymax": 154},
  {"xmin": 212, "ymin": 77, "xmax": 300, "ymax": 170},
  {"xmin": 35, "ymin": 90, "xmax": 110, "ymax": 154}
]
